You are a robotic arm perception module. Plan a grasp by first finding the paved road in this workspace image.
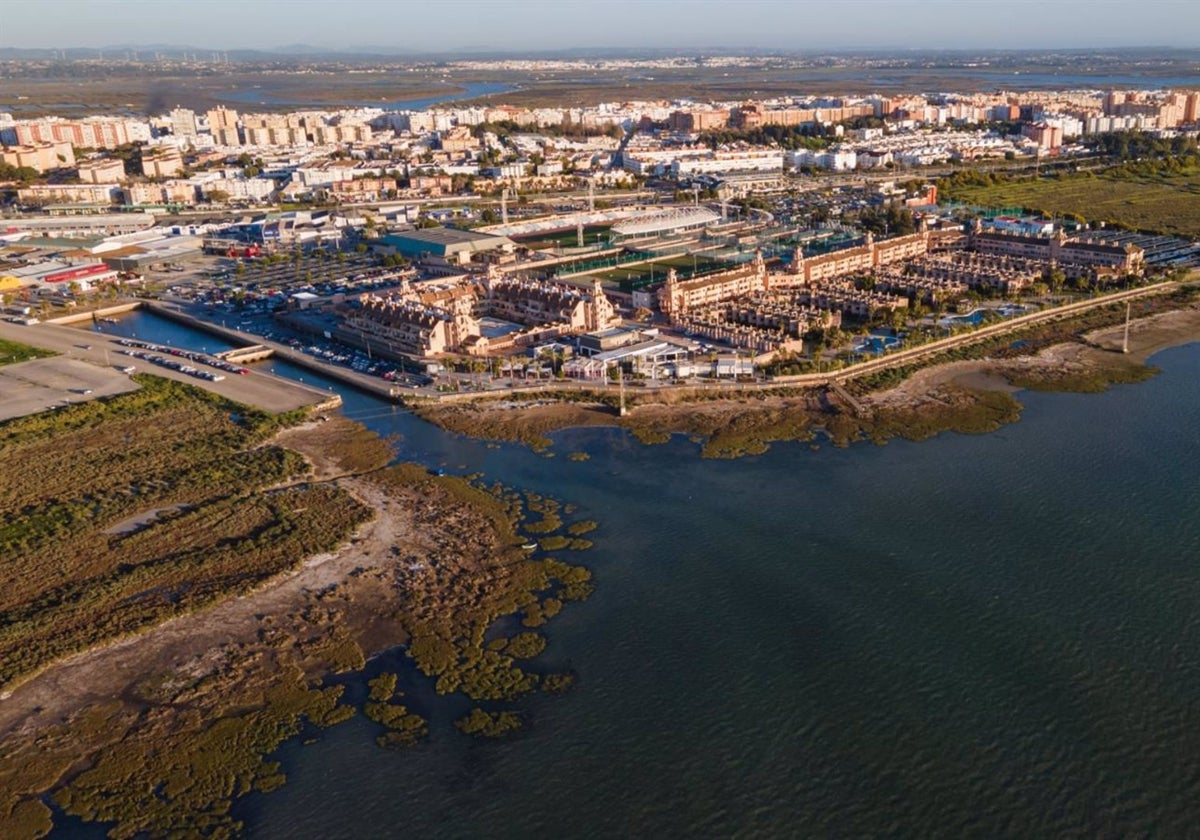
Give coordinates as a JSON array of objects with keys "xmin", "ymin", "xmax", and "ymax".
[{"xmin": 0, "ymin": 318, "xmax": 338, "ymax": 417}]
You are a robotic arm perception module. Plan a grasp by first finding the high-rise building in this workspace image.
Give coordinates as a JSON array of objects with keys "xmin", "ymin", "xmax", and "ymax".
[
  {"xmin": 169, "ymin": 107, "xmax": 198, "ymax": 141},
  {"xmin": 141, "ymin": 147, "xmax": 184, "ymax": 178},
  {"xmin": 77, "ymin": 158, "xmax": 127, "ymax": 183},
  {"xmin": 206, "ymin": 106, "xmax": 241, "ymax": 146}
]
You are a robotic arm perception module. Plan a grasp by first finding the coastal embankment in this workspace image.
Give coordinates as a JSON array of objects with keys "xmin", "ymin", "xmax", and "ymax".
[
  {"xmin": 143, "ymin": 302, "xmax": 407, "ymax": 401},
  {"xmin": 414, "ymin": 289, "xmax": 1200, "ymax": 457},
  {"xmin": 23, "ymin": 280, "xmax": 1189, "ymax": 414}
]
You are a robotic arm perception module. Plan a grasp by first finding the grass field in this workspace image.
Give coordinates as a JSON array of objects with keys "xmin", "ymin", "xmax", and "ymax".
[
  {"xmin": 0, "ymin": 375, "xmax": 370, "ymax": 690},
  {"xmin": 0, "ymin": 339, "xmax": 54, "ymax": 367},
  {"xmin": 511, "ymin": 225, "xmax": 613, "ymax": 250},
  {"xmin": 590, "ymin": 254, "xmax": 732, "ymax": 288},
  {"xmin": 943, "ymin": 170, "xmax": 1200, "ymax": 237}
]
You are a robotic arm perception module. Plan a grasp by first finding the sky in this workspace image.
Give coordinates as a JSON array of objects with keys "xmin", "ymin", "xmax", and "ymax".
[{"xmin": 5, "ymin": 0, "xmax": 1199, "ymax": 52}]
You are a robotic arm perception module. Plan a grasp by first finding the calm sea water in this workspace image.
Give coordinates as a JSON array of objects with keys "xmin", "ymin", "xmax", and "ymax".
[{"xmin": 75, "ymin": 314, "xmax": 1200, "ymax": 836}]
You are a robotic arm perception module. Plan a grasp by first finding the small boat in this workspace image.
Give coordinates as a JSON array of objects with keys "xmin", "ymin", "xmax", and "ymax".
[{"xmin": 522, "ymin": 542, "xmax": 538, "ymax": 551}]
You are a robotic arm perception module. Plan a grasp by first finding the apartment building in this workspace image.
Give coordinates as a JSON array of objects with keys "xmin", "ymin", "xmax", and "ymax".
[
  {"xmin": 1, "ymin": 141, "xmax": 75, "ymax": 173},
  {"xmin": 77, "ymin": 158, "xmax": 127, "ymax": 184}
]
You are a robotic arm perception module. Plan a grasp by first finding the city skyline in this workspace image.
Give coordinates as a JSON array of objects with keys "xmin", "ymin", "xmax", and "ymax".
[{"xmin": 6, "ymin": 0, "xmax": 1200, "ymax": 53}]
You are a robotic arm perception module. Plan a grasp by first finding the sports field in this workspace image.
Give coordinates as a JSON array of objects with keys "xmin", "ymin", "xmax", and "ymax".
[{"xmin": 590, "ymin": 254, "xmax": 733, "ymax": 289}]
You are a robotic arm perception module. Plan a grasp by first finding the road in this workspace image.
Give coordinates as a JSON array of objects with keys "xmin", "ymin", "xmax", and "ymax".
[{"xmin": 831, "ymin": 281, "xmax": 1180, "ymax": 386}]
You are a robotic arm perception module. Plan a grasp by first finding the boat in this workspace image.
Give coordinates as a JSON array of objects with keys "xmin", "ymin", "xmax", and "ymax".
[{"xmin": 522, "ymin": 542, "xmax": 538, "ymax": 551}]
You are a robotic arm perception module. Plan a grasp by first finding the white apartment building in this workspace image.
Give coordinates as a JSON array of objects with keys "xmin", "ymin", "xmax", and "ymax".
[{"xmin": 670, "ymin": 151, "xmax": 785, "ymax": 177}]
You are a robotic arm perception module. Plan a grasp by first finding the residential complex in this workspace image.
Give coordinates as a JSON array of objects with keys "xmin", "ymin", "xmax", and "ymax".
[
  {"xmin": 0, "ymin": 72, "xmax": 1184, "ymax": 385},
  {"xmin": 2, "ymin": 80, "xmax": 1198, "ymax": 214}
]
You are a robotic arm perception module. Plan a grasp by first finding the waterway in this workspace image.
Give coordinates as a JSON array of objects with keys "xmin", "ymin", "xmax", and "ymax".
[
  {"xmin": 787, "ymin": 67, "xmax": 1200, "ymax": 91},
  {"xmin": 217, "ymin": 81, "xmax": 515, "ymax": 111},
  {"xmin": 76, "ymin": 311, "xmax": 1200, "ymax": 836}
]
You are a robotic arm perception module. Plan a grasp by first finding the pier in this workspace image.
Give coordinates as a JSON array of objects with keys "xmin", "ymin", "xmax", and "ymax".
[
  {"xmin": 827, "ymin": 380, "xmax": 867, "ymax": 416},
  {"xmin": 143, "ymin": 302, "xmax": 410, "ymax": 402},
  {"xmin": 216, "ymin": 344, "xmax": 276, "ymax": 364}
]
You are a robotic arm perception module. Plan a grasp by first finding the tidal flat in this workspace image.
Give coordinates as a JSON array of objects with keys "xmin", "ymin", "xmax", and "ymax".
[{"xmin": 0, "ymin": 383, "xmax": 596, "ymax": 838}]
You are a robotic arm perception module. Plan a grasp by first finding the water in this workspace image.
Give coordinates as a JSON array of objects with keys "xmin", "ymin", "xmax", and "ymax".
[
  {"xmin": 790, "ymin": 69, "xmax": 1200, "ymax": 91},
  {"xmin": 939, "ymin": 306, "xmax": 1026, "ymax": 328},
  {"xmin": 79, "ymin": 313, "xmax": 1200, "ymax": 835},
  {"xmin": 217, "ymin": 81, "xmax": 515, "ymax": 111},
  {"xmin": 853, "ymin": 333, "xmax": 901, "ymax": 354}
]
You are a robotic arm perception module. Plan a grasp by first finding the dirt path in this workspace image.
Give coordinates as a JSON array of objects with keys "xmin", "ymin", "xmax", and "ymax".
[
  {"xmin": 0, "ymin": 418, "xmax": 405, "ymax": 737},
  {"xmin": 8, "ymin": 306, "xmax": 1200, "ymax": 736},
  {"xmin": 0, "ymin": 473, "xmax": 410, "ymax": 736}
]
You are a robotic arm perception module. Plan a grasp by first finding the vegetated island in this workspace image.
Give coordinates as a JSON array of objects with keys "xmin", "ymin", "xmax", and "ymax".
[
  {"xmin": 412, "ymin": 288, "xmax": 1200, "ymax": 459},
  {"xmin": 0, "ymin": 376, "xmax": 593, "ymax": 838}
]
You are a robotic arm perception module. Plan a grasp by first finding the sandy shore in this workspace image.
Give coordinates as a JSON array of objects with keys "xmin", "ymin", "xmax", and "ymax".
[
  {"xmin": 12, "ymin": 305, "xmax": 1195, "ymax": 728},
  {"xmin": 4, "ymin": 303, "xmax": 1198, "ymax": 833},
  {"xmin": 0, "ymin": 409, "xmax": 596, "ymax": 836}
]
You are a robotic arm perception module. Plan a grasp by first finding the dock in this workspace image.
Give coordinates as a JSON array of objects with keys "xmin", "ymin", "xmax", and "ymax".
[
  {"xmin": 216, "ymin": 344, "xmax": 276, "ymax": 364},
  {"xmin": 0, "ymin": 315, "xmax": 339, "ymax": 418}
]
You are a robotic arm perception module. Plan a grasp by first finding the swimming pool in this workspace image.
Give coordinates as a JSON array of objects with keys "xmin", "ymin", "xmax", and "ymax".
[
  {"xmin": 938, "ymin": 305, "xmax": 1028, "ymax": 327},
  {"xmin": 853, "ymin": 335, "xmax": 903, "ymax": 354}
]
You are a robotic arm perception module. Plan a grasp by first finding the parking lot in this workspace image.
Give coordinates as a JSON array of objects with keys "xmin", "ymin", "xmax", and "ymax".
[
  {"xmin": 0, "ymin": 319, "xmax": 337, "ymax": 418},
  {"xmin": 0, "ymin": 355, "xmax": 139, "ymax": 422}
]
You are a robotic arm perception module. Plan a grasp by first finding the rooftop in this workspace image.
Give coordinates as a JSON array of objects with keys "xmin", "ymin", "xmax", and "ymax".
[{"xmin": 380, "ymin": 227, "xmax": 515, "ymax": 256}]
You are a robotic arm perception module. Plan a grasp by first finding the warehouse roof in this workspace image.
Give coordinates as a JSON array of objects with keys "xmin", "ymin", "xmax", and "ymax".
[{"xmin": 379, "ymin": 227, "xmax": 514, "ymax": 257}]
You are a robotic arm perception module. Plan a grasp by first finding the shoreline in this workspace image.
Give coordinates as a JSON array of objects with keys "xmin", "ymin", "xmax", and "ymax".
[
  {"xmin": 0, "ymin": 415, "xmax": 593, "ymax": 837},
  {"xmin": 412, "ymin": 303, "xmax": 1200, "ymax": 457},
  {"xmin": 10, "ymin": 303, "xmax": 1192, "ymax": 733},
  {"xmin": 3, "ymin": 300, "xmax": 1198, "ymax": 834}
]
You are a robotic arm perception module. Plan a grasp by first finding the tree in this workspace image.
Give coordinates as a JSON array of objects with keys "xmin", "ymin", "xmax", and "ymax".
[{"xmin": 0, "ymin": 162, "xmax": 40, "ymax": 183}]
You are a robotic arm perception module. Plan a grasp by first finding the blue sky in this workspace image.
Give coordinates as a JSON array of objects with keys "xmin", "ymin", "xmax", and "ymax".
[{"xmin": 6, "ymin": 0, "xmax": 1199, "ymax": 51}]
